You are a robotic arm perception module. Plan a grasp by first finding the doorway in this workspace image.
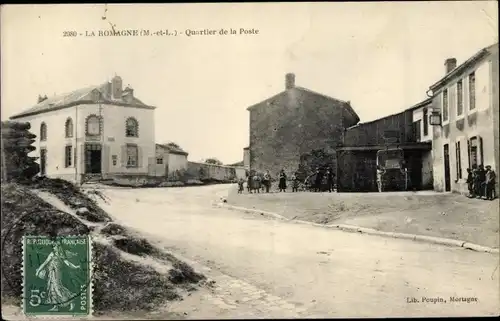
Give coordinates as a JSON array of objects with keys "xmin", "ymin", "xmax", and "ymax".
[
  {"xmin": 40, "ymin": 148, "xmax": 47, "ymax": 175},
  {"xmin": 85, "ymin": 143, "xmax": 102, "ymax": 174},
  {"xmin": 443, "ymin": 144, "xmax": 451, "ymax": 192}
]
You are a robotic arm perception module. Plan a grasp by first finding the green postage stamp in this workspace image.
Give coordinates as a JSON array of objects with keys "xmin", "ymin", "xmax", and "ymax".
[{"xmin": 22, "ymin": 235, "xmax": 93, "ymax": 317}]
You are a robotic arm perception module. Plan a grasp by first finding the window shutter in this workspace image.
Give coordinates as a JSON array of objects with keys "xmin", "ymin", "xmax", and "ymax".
[
  {"xmin": 467, "ymin": 139, "xmax": 471, "ymax": 169},
  {"xmin": 478, "ymin": 136, "xmax": 484, "ymax": 166},
  {"xmin": 121, "ymin": 145, "xmax": 127, "ymax": 167},
  {"xmin": 138, "ymin": 146, "xmax": 143, "ymax": 168}
]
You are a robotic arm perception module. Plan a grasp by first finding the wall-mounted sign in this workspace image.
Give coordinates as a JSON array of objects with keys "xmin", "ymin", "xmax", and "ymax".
[{"xmin": 429, "ymin": 111, "xmax": 442, "ymax": 126}]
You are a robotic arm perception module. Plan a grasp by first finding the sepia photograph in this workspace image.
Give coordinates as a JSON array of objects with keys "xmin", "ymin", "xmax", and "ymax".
[{"xmin": 1, "ymin": 2, "xmax": 499, "ymax": 319}]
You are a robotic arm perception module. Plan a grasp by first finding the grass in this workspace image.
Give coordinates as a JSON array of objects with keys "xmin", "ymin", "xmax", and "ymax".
[
  {"xmin": 93, "ymin": 243, "xmax": 181, "ymax": 314},
  {"xmin": 30, "ymin": 177, "xmax": 112, "ymax": 222},
  {"xmin": 2, "ymin": 179, "xmax": 207, "ymax": 315}
]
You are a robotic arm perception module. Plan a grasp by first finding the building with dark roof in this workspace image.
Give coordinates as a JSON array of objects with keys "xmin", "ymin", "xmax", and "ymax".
[
  {"xmin": 246, "ymin": 73, "xmax": 360, "ymax": 177},
  {"xmin": 9, "ymin": 75, "xmax": 157, "ymax": 184}
]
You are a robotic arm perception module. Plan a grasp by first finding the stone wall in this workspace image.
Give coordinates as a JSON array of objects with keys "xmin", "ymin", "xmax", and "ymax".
[{"xmin": 248, "ymin": 86, "xmax": 358, "ymax": 177}]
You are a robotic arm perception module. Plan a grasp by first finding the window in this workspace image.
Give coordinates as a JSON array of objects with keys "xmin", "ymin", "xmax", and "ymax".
[
  {"xmin": 442, "ymin": 89, "xmax": 449, "ymax": 122},
  {"xmin": 125, "ymin": 117, "xmax": 139, "ymax": 137},
  {"xmin": 112, "ymin": 155, "xmax": 117, "ymax": 166},
  {"xmin": 126, "ymin": 145, "xmax": 138, "ymax": 167},
  {"xmin": 65, "ymin": 145, "xmax": 73, "ymax": 167},
  {"xmin": 86, "ymin": 115, "xmax": 101, "ymax": 135},
  {"xmin": 423, "ymin": 108, "xmax": 428, "ymax": 136},
  {"xmin": 413, "ymin": 120, "xmax": 421, "ymax": 141},
  {"xmin": 40, "ymin": 122, "xmax": 47, "ymax": 141},
  {"xmin": 455, "ymin": 141, "xmax": 462, "ymax": 179},
  {"xmin": 469, "ymin": 136, "xmax": 483, "ymax": 168},
  {"xmin": 156, "ymin": 157, "xmax": 163, "ymax": 165},
  {"xmin": 469, "ymin": 72, "xmax": 476, "ymax": 110},
  {"xmin": 65, "ymin": 118, "xmax": 74, "ymax": 138},
  {"xmin": 457, "ymin": 80, "xmax": 463, "ymax": 116}
]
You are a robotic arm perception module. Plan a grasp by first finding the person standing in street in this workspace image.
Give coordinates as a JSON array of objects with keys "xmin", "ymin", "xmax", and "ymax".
[
  {"xmin": 476, "ymin": 165, "xmax": 486, "ymax": 198},
  {"xmin": 314, "ymin": 168, "xmax": 322, "ymax": 192},
  {"xmin": 376, "ymin": 165, "xmax": 385, "ymax": 193},
  {"xmin": 466, "ymin": 168, "xmax": 474, "ymax": 197},
  {"xmin": 291, "ymin": 172, "xmax": 300, "ymax": 192},
  {"xmin": 262, "ymin": 170, "xmax": 271, "ymax": 193},
  {"xmin": 278, "ymin": 169, "xmax": 287, "ymax": 192},
  {"xmin": 484, "ymin": 165, "xmax": 496, "ymax": 200},
  {"xmin": 326, "ymin": 168, "xmax": 335, "ymax": 192}
]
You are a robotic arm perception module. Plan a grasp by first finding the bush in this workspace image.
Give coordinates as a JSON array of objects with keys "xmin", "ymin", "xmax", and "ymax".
[
  {"xmin": 1, "ymin": 121, "xmax": 40, "ymax": 182},
  {"xmin": 93, "ymin": 243, "xmax": 180, "ymax": 313}
]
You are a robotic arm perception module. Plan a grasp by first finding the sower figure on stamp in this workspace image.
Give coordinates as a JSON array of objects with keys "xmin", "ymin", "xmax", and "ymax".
[{"xmin": 35, "ymin": 243, "xmax": 81, "ymax": 312}]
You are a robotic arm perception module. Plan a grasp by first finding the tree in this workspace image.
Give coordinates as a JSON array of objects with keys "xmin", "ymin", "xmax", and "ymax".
[
  {"xmin": 205, "ymin": 158, "xmax": 223, "ymax": 165},
  {"xmin": 1, "ymin": 121, "xmax": 40, "ymax": 182},
  {"xmin": 165, "ymin": 142, "xmax": 180, "ymax": 149}
]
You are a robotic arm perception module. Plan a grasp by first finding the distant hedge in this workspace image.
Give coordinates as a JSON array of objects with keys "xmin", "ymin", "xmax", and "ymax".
[{"xmin": 1, "ymin": 121, "xmax": 40, "ymax": 182}]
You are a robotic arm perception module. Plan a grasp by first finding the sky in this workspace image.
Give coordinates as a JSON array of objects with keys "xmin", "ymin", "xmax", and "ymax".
[{"xmin": 1, "ymin": 2, "xmax": 498, "ymax": 164}]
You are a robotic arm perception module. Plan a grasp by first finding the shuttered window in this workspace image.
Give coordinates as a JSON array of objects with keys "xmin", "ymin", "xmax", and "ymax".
[
  {"xmin": 469, "ymin": 136, "xmax": 483, "ymax": 168},
  {"xmin": 126, "ymin": 144, "xmax": 138, "ymax": 167},
  {"xmin": 455, "ymin": 141, "xmax": 462, "ymax": 179}
]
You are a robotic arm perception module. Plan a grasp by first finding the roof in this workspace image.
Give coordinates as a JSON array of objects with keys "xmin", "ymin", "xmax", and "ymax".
[
  {"xmin": 246, "ymin": 86, "xmax": 360, "ymax": 124},
  {"xmin": 429, "ymin": 43, "xmax": 498, "ymax": 92},
  {"xmin": 345, "ymin": 97, "xmax": 432, "ymax": 131},
  {"xmin": 156, "ymin": 143, "xmax": 189, "ymax": 156},
  {"xmin": 227, "ymin": 161, "xmax": 244, "ymax": 167},
  {"xmin": 10, "ymin": 80, "xmax": 156, "ymax": 120}
]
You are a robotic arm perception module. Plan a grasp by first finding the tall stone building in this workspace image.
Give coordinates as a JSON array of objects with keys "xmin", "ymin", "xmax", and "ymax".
[{"xmin": 246, "ymin": 73, "xmax": 360, "ymax": 177}]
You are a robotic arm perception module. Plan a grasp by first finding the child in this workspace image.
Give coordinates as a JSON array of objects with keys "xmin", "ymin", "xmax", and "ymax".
[
  {"xmin": 237, "ymin": 177, "xmax": 245, "ymax": 194},
  {"xmin": 292, "ymin": 172, "xmax": 300, "ymax": 192}
]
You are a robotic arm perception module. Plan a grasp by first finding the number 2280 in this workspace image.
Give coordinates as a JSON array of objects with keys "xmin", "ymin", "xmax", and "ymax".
[{"xmin": 63, "ymin": 31, "xmax": 77, "ymax": 37}]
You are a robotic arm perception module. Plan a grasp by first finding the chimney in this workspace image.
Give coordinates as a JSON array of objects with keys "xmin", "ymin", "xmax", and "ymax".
[
  {"xmin": 285, "ymin": 73, "xmax": 295, "ymax": 90},
  {"xmin": 122, "ymin": 86, "xmax": 134, "ymax": 102},
  {"xmin": 37, "ymin": 94, "xmax": 48, "ymax": 103},
  {"xmin": 111, "ymin": 75, "xmax": 123, "ymax": 99},
  {"xmin": 444, "ymin": 58, "xmax": 457, "ymax": 74}
]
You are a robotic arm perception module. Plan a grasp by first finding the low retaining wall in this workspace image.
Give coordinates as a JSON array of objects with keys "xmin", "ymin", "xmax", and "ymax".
[{"xmin": 187, "ymin": 162, "xmax": 246, "ymax": 182}]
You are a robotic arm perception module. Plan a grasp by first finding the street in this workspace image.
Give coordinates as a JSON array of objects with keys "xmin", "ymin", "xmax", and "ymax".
[{"xmin": 98, "ymin": 185, "xmax": 500, "ymax": 318}]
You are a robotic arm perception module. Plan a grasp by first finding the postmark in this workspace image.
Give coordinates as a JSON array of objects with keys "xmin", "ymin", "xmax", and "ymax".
[{"xmin": 22, "ymin": 235, "xmax": 93, "ymax": 317}]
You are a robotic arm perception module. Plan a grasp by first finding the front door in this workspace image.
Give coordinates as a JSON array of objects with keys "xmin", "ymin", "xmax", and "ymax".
[
  {"xmin": 85, "ymin": 144, "xmax": 102, "ymax": 174},
  {"xmin": 443, "ymin": 144, "xmax": 451, "ymax": 192},
  {"xmin": 40, "ymin": 148, "xmax": 47, "ymax": 175}
]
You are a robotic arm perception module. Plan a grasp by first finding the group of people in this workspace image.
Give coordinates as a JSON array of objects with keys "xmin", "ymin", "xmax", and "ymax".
[
  {"xmin": 466, "ymin": 164, "xmax": 496, "ymax": 200},
  {"xmin": 237, "ymin": 167, "xmax": 336, "ymax": 194}
]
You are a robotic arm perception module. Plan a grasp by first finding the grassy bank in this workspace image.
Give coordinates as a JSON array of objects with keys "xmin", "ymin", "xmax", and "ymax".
[{"xmin": 1, "ymin": 178, "xmax": 207, "ymax": 315}]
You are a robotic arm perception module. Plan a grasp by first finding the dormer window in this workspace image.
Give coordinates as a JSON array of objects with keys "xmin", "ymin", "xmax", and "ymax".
[{"xmin": 125, "ymin": 117, "xmax": 139, "ymax": 137}]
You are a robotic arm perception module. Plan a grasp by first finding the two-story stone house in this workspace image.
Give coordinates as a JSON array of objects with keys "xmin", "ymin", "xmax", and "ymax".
[
  {"xmin": 428, "ymin": 43, "xmax": 499, "ymax": 194},
  {"xmin": 246, "ymin": 73, "xmax": 360, "ymax": 177},
  {"xmin": 9, "ymin": 75, "xmax": 156, "ymax": 184}
]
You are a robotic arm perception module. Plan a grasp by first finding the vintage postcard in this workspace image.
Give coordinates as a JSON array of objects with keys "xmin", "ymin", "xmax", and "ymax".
[{"xmin": 1, "ymin": 2, "xmax": 499, "ymax": 319}]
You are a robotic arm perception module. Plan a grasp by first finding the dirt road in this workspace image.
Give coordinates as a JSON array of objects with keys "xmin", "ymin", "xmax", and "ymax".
[{"xmin": 98, "ymin": 185, "xmax": 499, "ymax": 318}]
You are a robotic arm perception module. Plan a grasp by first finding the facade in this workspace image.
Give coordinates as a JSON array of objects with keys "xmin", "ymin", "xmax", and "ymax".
[
  {"xmin": 9, "ymin": 76, "xmax": 156, "ymax": 184},
  {"xmin": 247, "ymin": 73, "xmax": 360, "ymax": 177},
  {"xmin": 428, "ymin": 43, "xmax": 499, "ymax": 194},
  {"xmin": 150, "ymin": 143, "xmax": 189, "ymax": 178},
  {"xmin": 337, "ymin": 99, "xmax": 433, "ymax": 192},
  {"xmin": 411, "ymin": 98, "xmax": 434, "ymax": 189}
]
